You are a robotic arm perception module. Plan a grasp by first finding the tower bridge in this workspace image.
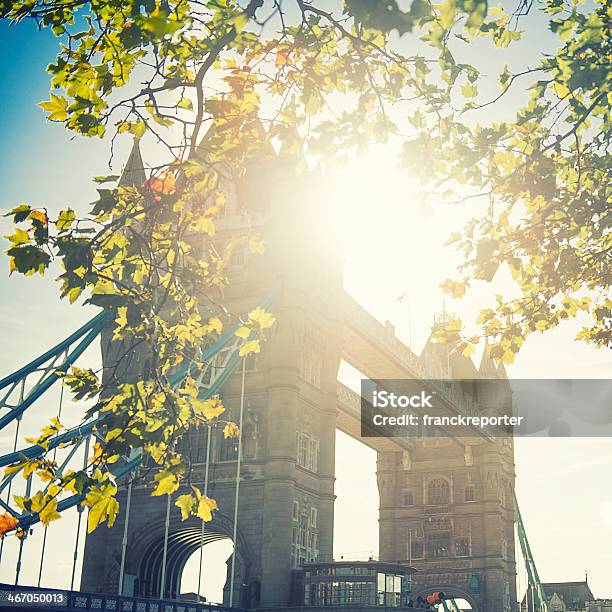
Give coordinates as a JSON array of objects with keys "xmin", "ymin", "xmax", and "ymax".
[{"xmin": 0, "ymin": 139, "xmax": 546, "ymax": 612}]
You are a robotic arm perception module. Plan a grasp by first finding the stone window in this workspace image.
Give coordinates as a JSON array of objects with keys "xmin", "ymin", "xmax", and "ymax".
[
  {"xmin": 296, "ymin": 431, "xmax": 319, "ymax": 473},
  {"xmin": 291, "ymin": 509, "xmax": 318, "ymax": 568},
  {"xmin": 455, "ymin": 536, "xmax": 471, "ymax": 557},
  {"xmin": 218, "ymin": 431, "xmax": 239, "ymax": 461},
  {"xmin": 464, "ymin": 485, "xmax": 475, "ymax": 502},
  {"xmin": 409, "ymin": 540, "xmax": 424, "ymax": 559},
  {"xmin": 428, "ymin": 533, "xmax": 451, "ymax": 558},
  {"xmin": 403, "ymin": 491, "xmax": 414, "ymax": 506},
  {"xmin": 427, "ymin": 478, "xmax": 450, "ymax": 504},
  {"xmin": 229, "ymin": 243, "xmax": 247, "ymax": 266},
  {"xmin": 310, "ymin": 507, "xmax": 318, "ymax": 528},
  {"xmin": 300, "ymin": 352, "xmax": 322, "ymax": 388}
]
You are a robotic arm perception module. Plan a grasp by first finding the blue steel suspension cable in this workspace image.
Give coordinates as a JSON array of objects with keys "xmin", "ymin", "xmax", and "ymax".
[
  {"xmin": 3, "ymin": 287, "xmax": 278, "ymax": 533},
  {"xmin": 37, "ymin": 382, "xmax": 65, "ymax": 586},
  {"xmin": 0, "ymin": 311, "xmax": 109, "ymax": 391}
]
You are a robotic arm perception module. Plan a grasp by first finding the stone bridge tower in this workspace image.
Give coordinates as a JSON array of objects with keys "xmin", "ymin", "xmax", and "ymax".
[
  {"xmin": 377, "ymin": 326, "xmax": 517, "ymax": 612},
  {"xmin": 81, "ymin": 140, "xmax": 345, "ymax": 608}
]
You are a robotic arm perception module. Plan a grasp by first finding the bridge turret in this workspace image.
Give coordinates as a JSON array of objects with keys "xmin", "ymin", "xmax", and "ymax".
[
  {"xmin": 378, "ymin": 320, "xmax": 517, "ymax": 612},
  {"xmin": 81, "ymin": 135, "xmax": 345, "ymax": 609}
]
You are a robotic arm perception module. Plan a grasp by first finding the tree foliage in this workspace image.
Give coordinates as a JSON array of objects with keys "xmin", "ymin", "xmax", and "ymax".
[{"xmin": 0, "ymin": 0, "xmax": 609, "ymax": 535}]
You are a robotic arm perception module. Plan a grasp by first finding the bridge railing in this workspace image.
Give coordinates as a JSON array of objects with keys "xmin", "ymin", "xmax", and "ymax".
[{"xmin": 0, "ymin": 583, "xmax": 244, "ymax": 612}]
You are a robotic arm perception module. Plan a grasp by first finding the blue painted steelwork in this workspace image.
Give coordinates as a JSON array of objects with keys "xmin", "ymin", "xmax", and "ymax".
[
  {"xmin": 0, "ymin": 318, "xmax": 108, "ymax": 431},
  {"xmin": 0, "ymin": 290, "xmax": 276, "ymax": 531},
  {"xmin": 0, "ymin": 421, "xmax": 98, "ymax": 468},
  {"xmin": 0, "ymin": 315, "xmax": 249, "ymax": 469},
  {"xmin": 16, "ymin": 453, "xmax": 143, "ymax": 530},
  {"xmin": 514, "ymin": 493, "xmax": 549, "ymax": 612},
  {"xmin": 0, "ymin": 312, "xmax": 110, "ymax": 392}
]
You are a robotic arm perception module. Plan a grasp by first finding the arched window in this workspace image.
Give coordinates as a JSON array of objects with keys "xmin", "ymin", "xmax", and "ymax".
[
  {"xmin": 464, "ymin": 485, "xmax": 475, "ymax": 502},
  {"xmin": 427, "ymin": 478, "xmax": 450, "ymax": 504}
]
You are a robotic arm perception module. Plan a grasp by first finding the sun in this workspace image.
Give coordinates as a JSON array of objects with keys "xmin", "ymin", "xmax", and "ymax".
[{"xmin": 327, "ymin": 148, "xmax": 471, "ymax": 351}]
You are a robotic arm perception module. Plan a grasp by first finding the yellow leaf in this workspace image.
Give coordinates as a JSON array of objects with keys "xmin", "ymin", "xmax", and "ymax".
[
  {"xmin": 247, "ymin": 307, "xmax": 275, "ymax": 329},
  {"xmin": 115, "ymin": 307, "xmax": 127, "ymax": 328},
  {"xmin": 5, "ymin": 228, "xmax": 30, "ymax": 245},
  {"xmin": 249, "ymin": 234, "xmax": 265, "ymax": 254},
  {"xmin": 177, "ymin": 97, "xmax": 193, "ymax": 110},
  {"xmin": 192, "ymin": 397, "xmax": 225, "ymax": 420},
  {"xmin": 193, "ymin": 217, "xmax": 215, "ymax": 236},
  {"xmin": 39, "ymin": 499, "xmax": 61, "ymax": 526},
  {"xmin": 23, "ymin": 461, "xmax": 39, "ymax": 479},
  {"xmin": 48, "ymin": 484, "xmax": 62, "ymax": 497},
  {"xmin": 37, "ymin": 468, "xmax": 56, "ymax": 482},
  {"xmin": 29, "ymin": 210, "xmax": 48, "ymax": 225},
  {"xmin": 239, "ymin": 340, "xmax": 260, "ymax": 357},
  {"xmin": 461, "ymin": 343, "xmax": 476, "ymax": 358},
  {"xmin": 67, "ymin": 286, "xmax": 83, "ymax": 304},
  {"xmin": 83, "ymin": 484, "xmax": 119, "ymax": 533},
  {"xmin": 235, "ymin": 325, "xmax": 251, "ymax": 339},
  {"xmin": 39, "ymin": 94, "xmax": 68, "ymax": 121},
  {"xmin": 0, "ymin": 512, "xmax": 19, "ymax": 537},
  {"xmin": 207, "ymin": 317, "xmax": 223, "ymax": 335},
  {"xmin": 89, "ymin": 442, "xmax": 103, "ymax": 463},
  {"xmin": 92, "ymin": 278, "xmax": 119, "ymax": 296},
  {"xmin": 553, "ymin": 81, "xmax": 570, "ymax": 99},
  {"xmin": 230, "ymin": 12, "xmax": 249, "ymax": 32},
  {"xmin": 175, "ymin": 494, "xmax": 195, "ymax": 520},
  {"xmin": 534, "ymin": 319, "xmax": 548, "ymax": 331},
  {"xmin": 152, "ymin": 471, "xmax": 179, "ymax": 496},
  {"xmin": 105, "ymin": 428, "xmax": 123, "ymax": 443},
  {"xmin": 223, "ymin": 422, "xmax": 240, "ymax": 439},
  {"xmin": 196, "ymin": 495, "xmax": 218, "ymax": 522}
]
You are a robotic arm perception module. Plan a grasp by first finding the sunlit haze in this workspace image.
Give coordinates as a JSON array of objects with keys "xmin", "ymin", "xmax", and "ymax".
[{"xmin": 0, "ymin": 15, "xmax": 611, "ymax": 608}]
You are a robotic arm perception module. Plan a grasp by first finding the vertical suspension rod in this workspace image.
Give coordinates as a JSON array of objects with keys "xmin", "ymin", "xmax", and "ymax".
[
  {"xmin": 229, "ymin": 358, "xmax": 246, "ymax": 607},
  {"xmin": 70, "ymin": 435, "xmax": 90, "ymax": 591},
  {"xmin": 14, "ymin": 471, "xmax": 33, "ymax": 585},
  {"xmin": 197, "ymin": 424, "xmax": 213, "ymax": 601},
  {"xmin": 118, "ymin": 477, "xmax": 134, "ymax": 595},
  {"xmin": 159, "ymin": 491, "xmax": 172, "ymax": 599},
  {"xmin": 0, "ymin": 379, "xmax": 25, "ymax": 565},
  {"xmin": 38, "ymin": 380, "xmax": 65, "ymax": 586}
]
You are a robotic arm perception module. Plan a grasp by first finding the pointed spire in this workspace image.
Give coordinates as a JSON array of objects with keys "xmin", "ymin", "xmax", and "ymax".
[
  {"xmin": 496, "ymin": 358, "xmax": 509, "ymax": 380},
  {"xmin": 479, "ymin": 342, "xmax": 498, "ymax": 377},
  {"xmin": 118, "ymin": 138, "xmax": 146, "ymax": 188}
]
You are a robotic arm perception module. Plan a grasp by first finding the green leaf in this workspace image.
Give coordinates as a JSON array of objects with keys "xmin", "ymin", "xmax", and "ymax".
[
  {"xmin": 93, "ymin": 175, "xmax": 120, "ymax": 184},
  {"xmin": 5, "ymin": 228, "xmax": 30, "ymax": 245},
  {"xmin": 39, "ymin": 94, "xmax": 68, "ymax": 121},
  {"xmin": 461, "ymin": 83, "xmax": 478, "ymax": 98},
  {"xmin": 129, "ymin": 121, "xmax": 147, "ymax": 138},
  {"xmin": 230, "ymin": 12, "xmax": 249, "ymax": 32},
  {"xmin": 8, "ymin": 205, "xmax": 31, "ymax": 223},
  {"xmin": 56, "ymin": 208, "xmax": 76, "ymax": 231}
]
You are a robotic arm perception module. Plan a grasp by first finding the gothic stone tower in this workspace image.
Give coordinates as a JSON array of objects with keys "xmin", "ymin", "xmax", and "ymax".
[
  {"xmin": 377, "ymin": 329, "xmax": 517, "ymax": 612},
  {"xmin": 81, "ymin": 141, "xmax": 345, "ymax": 608}
]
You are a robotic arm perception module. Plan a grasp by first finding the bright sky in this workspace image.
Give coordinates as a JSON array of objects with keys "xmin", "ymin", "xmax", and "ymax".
[{"xmin": 0, "ymin": 11, "xmax": 611, "ymax": 605}]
